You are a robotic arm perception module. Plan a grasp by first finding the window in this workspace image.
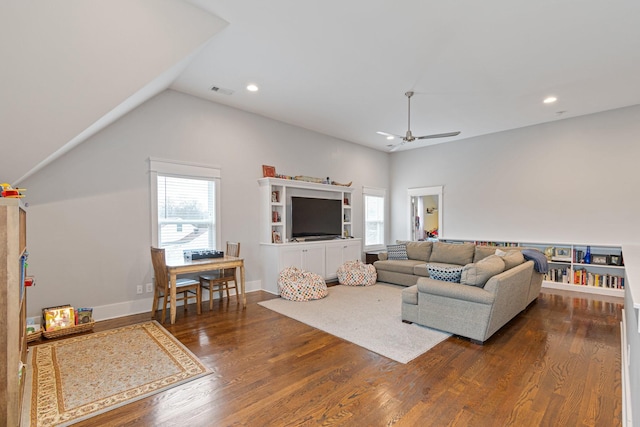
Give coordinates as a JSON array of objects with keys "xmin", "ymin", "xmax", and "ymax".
[
  {"xmin": 363, "ymin": 186, "xmax": 386, "ymax": 250},
  {"xmin": 150, "ymin": 159, "xmax": 221, "ymax": 260}
]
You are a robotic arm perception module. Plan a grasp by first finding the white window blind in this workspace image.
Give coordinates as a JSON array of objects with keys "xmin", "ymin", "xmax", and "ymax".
[
  {"xmin": 363, "ymin": 186, "xmax": 386, "ymax": 250},
  {"xmin": 150, "ymin": 159, "xmax": 220, "ymax": 260}
]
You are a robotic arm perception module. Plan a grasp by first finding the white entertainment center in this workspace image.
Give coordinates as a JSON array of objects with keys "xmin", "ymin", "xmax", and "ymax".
[{"xmin": 258, "ymin": 178, "xmax": 362, "ymax": 294}]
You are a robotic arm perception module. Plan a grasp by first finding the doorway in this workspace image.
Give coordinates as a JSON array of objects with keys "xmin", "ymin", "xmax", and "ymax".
[{"xmin": 408, "ymin": 186, "xmax": 443, "ymax": 241}]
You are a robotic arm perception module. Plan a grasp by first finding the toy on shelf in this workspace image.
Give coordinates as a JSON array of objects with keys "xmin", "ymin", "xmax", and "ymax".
[{"xmin": 0, "ymin": 183, "xmax": 26, "ymax": 198}]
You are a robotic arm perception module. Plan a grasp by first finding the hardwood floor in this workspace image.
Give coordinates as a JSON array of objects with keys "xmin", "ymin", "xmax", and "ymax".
[{"xmin": 68, "ymin": 288, "xmax": 622, "ymax": 427}]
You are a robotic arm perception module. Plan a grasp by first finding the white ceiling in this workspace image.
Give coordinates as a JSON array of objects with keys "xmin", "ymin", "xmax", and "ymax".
[
  {"xmin": 4, "ymin": 1, "xmax": 640, "ymax": 184},
  {"xmin": 173, "ymin": 0, "xmax": 640, "ymax": 151}
]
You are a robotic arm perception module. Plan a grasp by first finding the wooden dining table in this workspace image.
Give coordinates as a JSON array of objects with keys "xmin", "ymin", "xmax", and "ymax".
[{"xmin": 165, "ymin": 255, "xmax": 246, "ymax": 324}]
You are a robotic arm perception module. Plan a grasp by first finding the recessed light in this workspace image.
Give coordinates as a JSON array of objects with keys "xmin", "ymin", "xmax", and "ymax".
[
  {"xmin": 543, "ymin": 96, "xmax": 557, "ymax": 104},
  {"xmin": 246, "ymin": 84, "xmax": 259, "ymax": 92}
]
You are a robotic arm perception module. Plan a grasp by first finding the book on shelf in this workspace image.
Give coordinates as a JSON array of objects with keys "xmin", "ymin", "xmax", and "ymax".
[
  {"xmin": 75, "ymin": 307, "xmax": 93, "ymax": 324},
  {"xmin": 544, "ymin": 267, "xmax": 570, "ymax": 283},
  {"xmin": 43, "ymin": 305, "xmax": 75, "ymax": 331},
  {"xmin": 572, "ymin": 269, "xmax": 624, "ymax": 289}
]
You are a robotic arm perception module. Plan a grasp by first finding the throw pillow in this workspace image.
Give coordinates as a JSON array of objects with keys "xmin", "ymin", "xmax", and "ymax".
[
  {"xmin": 397, "ymin": 240, "xmax": 433, "ymax": 262},
  {"xmin": 460, "ymin": 255, "xmax": 506, "ymax": 287},
  {"xmin": 495, "ymin": 249, "xmax": 525, "ymax": 270},
  {"xmin": 386, "ymin": 244, "xmax": 408, "ymax": 260},
  {"xmin": 427, "ymin": 264, "xmax": 463, "ymax": 283}
]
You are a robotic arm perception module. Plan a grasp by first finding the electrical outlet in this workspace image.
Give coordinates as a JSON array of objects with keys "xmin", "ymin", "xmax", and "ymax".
[
  {"xmin": 146, "ymin": 283, "xmax": 153, "ymax": 293},
  {"xmin": 136, "ymin": 285, "xmax": 143, "ymax": 294}
]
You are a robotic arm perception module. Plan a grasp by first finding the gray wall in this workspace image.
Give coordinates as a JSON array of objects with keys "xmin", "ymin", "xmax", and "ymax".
[
  {"xmin": 390, "ymin": 104, "xmax": 640, "ymax": 245},
  {"xmin": 22, "ymin": 90, "xmax": 390, "ymax": 318}
]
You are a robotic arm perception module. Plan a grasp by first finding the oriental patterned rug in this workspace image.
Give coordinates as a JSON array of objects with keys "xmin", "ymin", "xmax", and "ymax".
[
  {"xmin": 259, "ymin": 283, "xmax": 451, "ymax": 364},
  {"xmin": 21, "ymin": 321, "xmax": 211, "ymax": 427}
]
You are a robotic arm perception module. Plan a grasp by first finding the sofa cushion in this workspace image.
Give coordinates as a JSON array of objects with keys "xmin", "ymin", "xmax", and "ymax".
[
  {"xmin": 495, "ymin": 249, "xmax": 525, "ymax": 270},
  {"xmin": 374, "ymin": 259, "xmax": 424, "ymax": 275},
  {"xmin": 426, "ymin": 264, "xmax": 464, "ymax": 283},
  {"xmin": 429, "ymin": 242, "xmax": 475, "ymax": 265},
  {"xmin": 397, "ymin": 240, "xmax": 433, "ymax": 262},
  {"xmin": 413, "ymin": 263, "xmax": 429, "ymax": 277},
  {"xmin": 474, "ymin": 245, "xmax": 522, "ymax": 263},
  {"xmin": 460, "ymin": 255, "xmax": 505, "ymax": 287},
  {"xmin": 387, "ymin": 244, "xmax": 408, "ymax": 260}
]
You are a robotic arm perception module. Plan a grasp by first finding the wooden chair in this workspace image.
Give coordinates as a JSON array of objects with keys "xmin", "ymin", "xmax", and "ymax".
[
  {"xmin": 150, "ymin": 247, "xmax": 201, "ymax": 323},
  {"xmin": 200, "ymin": 242, "xmax": 241, "ymax": 309}
]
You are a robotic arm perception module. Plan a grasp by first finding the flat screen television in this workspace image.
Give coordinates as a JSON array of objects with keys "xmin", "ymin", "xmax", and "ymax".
[{"xmin": 291, "ymin": 196, "xmax": 342, "ymax": 239}]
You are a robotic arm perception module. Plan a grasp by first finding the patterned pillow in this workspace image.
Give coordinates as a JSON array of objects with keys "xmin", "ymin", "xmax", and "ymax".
[
  {"xmin": 386, "ymin": 244, "xmax": 408, "ymax": 260},
  {"xmin": 427, "ymin": 264, "xmax": 463, "ymax": 283}
]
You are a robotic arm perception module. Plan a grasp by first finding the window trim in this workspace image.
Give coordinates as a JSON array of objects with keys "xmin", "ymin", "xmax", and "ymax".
[
  {"xmin": 149, "ymin": 158, "xmax": 221, "ymax": 249},
  {"xmin": 362, "ymin": 186, "xmax": 386, "ymax": 252}
]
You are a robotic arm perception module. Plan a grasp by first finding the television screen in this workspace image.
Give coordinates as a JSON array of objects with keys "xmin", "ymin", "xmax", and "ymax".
[{"xmin": 291, "ymin": 197, "xmax": 342, "ymax": 239}]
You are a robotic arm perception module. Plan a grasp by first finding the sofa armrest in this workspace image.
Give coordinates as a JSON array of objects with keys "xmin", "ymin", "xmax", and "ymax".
[
  {"xmin": 417, "ymin": 278, "xmax": 494, "ymax": 305},
  {"xmin": 483, "ymin": 261, "xmax": 533, "ymax": 296}
]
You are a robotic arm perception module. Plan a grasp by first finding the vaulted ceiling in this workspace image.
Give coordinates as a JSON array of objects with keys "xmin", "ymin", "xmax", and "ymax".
[{"xmin": 3, "ymin": 1, "xmax": 640, "ymax": 184}]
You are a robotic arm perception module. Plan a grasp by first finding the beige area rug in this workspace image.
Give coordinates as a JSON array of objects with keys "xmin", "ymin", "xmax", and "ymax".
[
  {"xmin": 259, "ymin": 283, "xmax": 451, "ymax": 364},
  {"xmin": 22, "ymin": 321, "xmax": 211, "ymax": 427}
]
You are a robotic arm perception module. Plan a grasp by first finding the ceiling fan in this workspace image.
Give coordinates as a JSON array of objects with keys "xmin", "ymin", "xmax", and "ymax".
[{"xmin": 378, "ymin": 91, "xmax": 460, "ymax": 151}]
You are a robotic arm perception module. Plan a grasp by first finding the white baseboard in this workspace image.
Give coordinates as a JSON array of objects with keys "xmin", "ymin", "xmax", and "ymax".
[{"xmin": 92, "ymin": 279, "xmax": 262, "ymax": 321}]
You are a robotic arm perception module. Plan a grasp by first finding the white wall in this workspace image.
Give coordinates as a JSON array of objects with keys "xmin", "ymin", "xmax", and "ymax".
[
  {"xmin": 22, "ymin": 90, "xmax": 389, "ymax": 318},
  {"xmin": 390, "ymin": 104, "xmax": 640, "ymax": 245},
  {"xmin": 1, "ymin": 1, "xmax": 226, "ymax": 184}
]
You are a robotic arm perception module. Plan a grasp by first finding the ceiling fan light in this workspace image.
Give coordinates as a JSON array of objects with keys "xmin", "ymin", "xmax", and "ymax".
[
  {"xmin": 543, "ymin": 96, "xmax": 557, "ymax": 104},
  {"xmin": 386, "ymin": 135, "xmax": 394, "ymax": 140}
]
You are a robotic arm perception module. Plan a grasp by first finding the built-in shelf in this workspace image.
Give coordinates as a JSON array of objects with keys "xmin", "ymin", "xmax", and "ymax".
[{"xmin": 442, "ymin": 238, "xmax": 625, "ymax": 298}]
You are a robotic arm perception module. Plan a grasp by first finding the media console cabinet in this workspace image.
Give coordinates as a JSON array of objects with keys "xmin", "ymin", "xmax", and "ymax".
[
  {"xmin": 258, "ymin": 178, "xmax": 362, "ymax": 294},
  {"xmin": 260, "ymin": 238, "xmax": 362, "ymax": 294}
]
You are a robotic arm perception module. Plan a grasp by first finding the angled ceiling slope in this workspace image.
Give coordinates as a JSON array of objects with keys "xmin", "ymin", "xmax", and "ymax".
[{"xmin": 0, "ymin": 0, "xmax": 227, "ymax": 185}]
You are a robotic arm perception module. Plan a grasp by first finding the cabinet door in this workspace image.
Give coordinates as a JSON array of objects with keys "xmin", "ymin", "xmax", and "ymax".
[
  {"xmin": 302, "ymin": 245, "xmax": 325, "ymax": 277},
  {"xmin": 343, "ymin": 241, "xmax": 362, "ymax": 262},
  {"xmin": 279, "ymin": 246, "xmax": 305, "ymax": 270},
  {"xmin": 325, "ymin": 241, "xmax": 362, "ymax": 279},
  {"xmin": 325, "ymin": 243, "xmax": 344, "ymax": 279}
]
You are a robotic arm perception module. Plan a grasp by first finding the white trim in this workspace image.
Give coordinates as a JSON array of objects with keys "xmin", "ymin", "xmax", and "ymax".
[
  {"xmin": 92, "ymin": 280, "xmax": 262, "ymax": 321},
  {"xmin": 363, "ymin": 186, "xmax": 387, "ymax": 251},
  {"xmin": 149, "ymin": 157, "xmax": 221, "ymax": 179},
  {"xmin": 363, "ymin": 186, "xmax": 386, "ymax": 197},
  {"xmin": 149, "ymin": 158, "xmax": 222, "ymax": 248},
  {"xmin": 407, "ymin": 185, "xmax": 444, "ymax": 240},
  {"xmin": 622, "ymin": 312, "xmax": 632, "ymax": 427}
]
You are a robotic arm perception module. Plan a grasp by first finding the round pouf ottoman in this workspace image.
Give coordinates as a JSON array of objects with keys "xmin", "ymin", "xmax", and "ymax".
[
  {"xmin": 278, "ymin": 266, "xmax": 328, "ymax": 301},
  {"xmin": 337, "ymin": 260, "xmax": 377, "ymax": 286}
]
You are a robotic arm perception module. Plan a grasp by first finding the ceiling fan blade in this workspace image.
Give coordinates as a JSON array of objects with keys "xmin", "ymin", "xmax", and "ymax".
[
  {"xmin": 387, "ymin": 141, "xmax": 406, "ymax": 152},
  {"xmin": 377, "ymin": 131, "xmax": 402, "ymax": 138},
  {"xmin": 415, "ymin": 131, "xmax": 461, "ymax": 140}
]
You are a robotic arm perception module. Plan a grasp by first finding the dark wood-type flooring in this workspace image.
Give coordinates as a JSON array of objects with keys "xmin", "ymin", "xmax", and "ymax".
[{"xmin": 42, "ymin": 287, "xmax": 623, "ymax": 426}]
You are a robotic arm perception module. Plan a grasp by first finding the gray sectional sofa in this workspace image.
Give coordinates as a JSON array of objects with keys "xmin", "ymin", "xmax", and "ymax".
[{"xmin": 374, "ymin": 241, "xmax": 544, "ymax": 343}]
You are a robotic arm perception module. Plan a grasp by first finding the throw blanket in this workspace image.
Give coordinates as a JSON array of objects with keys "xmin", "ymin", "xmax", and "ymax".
[{"xmin": 522, "ymin": 249, "xmax": 549, "ymax": 273}]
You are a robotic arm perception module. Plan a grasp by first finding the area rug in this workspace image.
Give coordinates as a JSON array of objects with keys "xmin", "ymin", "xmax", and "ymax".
[
  {"xmin": 21, "ymin": 321, "xmax": 211, "ymax": 427},
  {"xmin": 258, "ymin": 283, "xmax": 451, "ymax": 363}
]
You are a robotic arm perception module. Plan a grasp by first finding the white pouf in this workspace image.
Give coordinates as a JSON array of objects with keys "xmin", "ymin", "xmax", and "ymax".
[
  {"xmin": 278, "ymin": 266, "xmax": 328, "ymax": 301},
  {"xmin": 337, "ymin": 260, "xmax": 377, "ymax": 286}
]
